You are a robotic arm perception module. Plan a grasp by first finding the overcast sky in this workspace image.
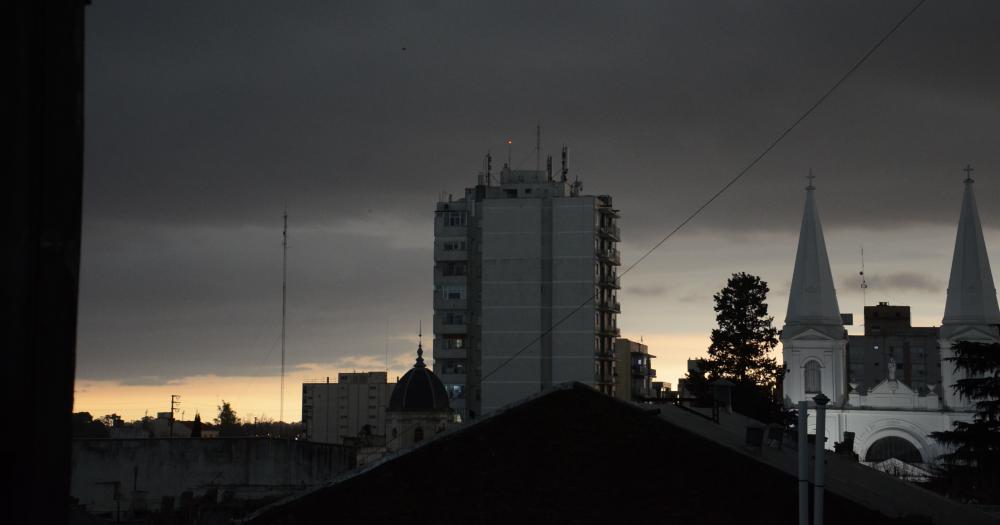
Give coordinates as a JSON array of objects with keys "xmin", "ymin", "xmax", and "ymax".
[{"xmin": 76, "ymin": 1, "xmax": 1000, "ymax": 420}]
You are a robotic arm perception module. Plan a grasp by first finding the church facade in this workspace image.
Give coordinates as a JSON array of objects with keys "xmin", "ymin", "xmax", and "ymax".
[{"xmin": 781, "ymin": 174, "xmax": 999, "ymax": 466}]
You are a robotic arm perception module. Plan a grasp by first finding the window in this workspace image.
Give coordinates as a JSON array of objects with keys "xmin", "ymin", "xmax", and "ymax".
[
  {"xmin": 414, "ymin": 427, "xmax": 425, "ymax": 443},
  {"xmin": 447, "ymin": 212, "xmax": 466, "ymax": 227},
  {"xmin": 442, "ymin": 360, "xmax": 466, "ymax": 374},
  {"xmin": 443, "ymin": 312, "xmax": 465, "ymax": 325},
  {"xmin": 805, "ymin": 361, "xmax": 821, "ymax": 394},
  {"xmin": 441, "ymin": 262, "xmax": 467, "ymax": 276},
  {"xmin": 444, "ymin": 336, "xmax": 465, "ymax": 349},
  {"xmin": 442, "ymin": 287, "xmax": 465, "ymax": 300},
  {"xmin": 442, "ymin": 240, "xmax": 466, "ymax": 251},
  {"xmin": 445, "ymin": 384, "xmax": 466, "ymax": 399}
]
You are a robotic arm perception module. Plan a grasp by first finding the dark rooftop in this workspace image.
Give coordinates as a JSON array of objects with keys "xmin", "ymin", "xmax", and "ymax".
[{"xmin": 246, "ymin": 384, "xmax": 926, "ymax": 524}]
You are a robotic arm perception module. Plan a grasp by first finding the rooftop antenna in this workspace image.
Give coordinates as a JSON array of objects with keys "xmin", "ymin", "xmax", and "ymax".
[
  {"xmin": 487, "ymin": 151, "xmax": 493, "ymax": 186},
  {"xmin": 546, "ymin": 155, "xmax": 553, "ymax": 181},
  {"xmin": 385, "ymin": 319, "xmax": 390, "ymax": 373},
  {"xmin": 561, "ymin": 145, "xmax": 568, "ymax": 182},
  {"xmin": 280, "ymin": 207, "xmax": 288, "ymax": 422},
  {"xmin": 506, "ymin": 139, "xmax": 512, "ymax": 168},
  {"xmin": 536, "ymin": 124, "xmax": 541, "ymax": 173},
  {"xmin": 860, "ymin": 245, "xmax": 868, "ymax": 309}
]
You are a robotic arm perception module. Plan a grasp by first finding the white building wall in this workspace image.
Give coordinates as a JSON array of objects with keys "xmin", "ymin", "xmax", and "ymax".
[
  {"xmin": 302, "ymin": 373, "xmax": 393, "ymax": 444},
  {"xmin": 807, "ymin": 408, "xmax": 974, "ymax": 464},
  {"xmin": 781, "ymin": 330, "xmax": 847, "ymax": 406}
]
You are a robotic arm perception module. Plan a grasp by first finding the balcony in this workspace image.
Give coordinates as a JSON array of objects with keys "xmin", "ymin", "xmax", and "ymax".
[
  {"xmin": 597, "ymin": 298, "xmax": 621, "ymax": 313},
  {"xmin": 597, "ymin": 325, "xmax": 620, "ymax": 337},
  {"xmin": 598, "ymin": 206, "xmax": 620, "ymax": 218},
  {"xmin": 432, "ymin": 341, "xmax": 467, "ymax": 360},
  {"xmin": 631, "ymin": 364, "xmax": 657, "ymax": 378},
  {"xmin": 598, "ymin": 223, "xmax": 620, "ymax": 241},
  {"xmin": 433, "ymin": 296, "xmax": 467, "ymax": 310},
  {"xmin": 597, "ymin": 248, "xmax": 621, "ymax": 265},
  {"xmin": 597, "ymin": 274, "xmax": 620, "ymax": 289}
]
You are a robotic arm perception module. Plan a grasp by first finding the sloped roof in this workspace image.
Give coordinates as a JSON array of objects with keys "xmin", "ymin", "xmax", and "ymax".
[{"xmin": 245, "ymin": 384, "xmax": 925, "ymax": 525}]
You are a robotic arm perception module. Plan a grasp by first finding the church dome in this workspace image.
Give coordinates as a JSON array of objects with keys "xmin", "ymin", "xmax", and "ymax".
[{"xmin": 388, "ymin": 342, "xmax": 450, "ymax": 412}]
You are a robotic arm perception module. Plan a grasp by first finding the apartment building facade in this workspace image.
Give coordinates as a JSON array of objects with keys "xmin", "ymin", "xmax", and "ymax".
[
  {"xmin": 301, "ymin": 372, "xmax": 394, "ymax": 444},
  {"xmin": 434, "ymin": 157, "xmax": 621, "ymax": 419}
]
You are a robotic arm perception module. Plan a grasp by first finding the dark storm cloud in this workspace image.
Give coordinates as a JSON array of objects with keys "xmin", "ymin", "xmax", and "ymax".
[
  {"xmin": 86, "ymin": 1, "xmax": 1000, "ymax": 235},
  {"xmin": 624, "ymin": 284, "xmax": 669, "ymax": 297},
  {"xmin": 80, "ymin": 1, "xmax": 1000, "ymax": 382},
  {"xmin": 838, "ymin": 271, "xmax": 943, "ymax": 294}
]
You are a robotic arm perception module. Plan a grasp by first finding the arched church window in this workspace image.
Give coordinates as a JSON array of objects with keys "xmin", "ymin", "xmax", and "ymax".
[
  {"xmin": 414, "ymin": 426, "xmax": 424, "ymax": 443},
  {"xmin": 805, "ymin": 361, "xmax": 821, "ymax": 394},
  {"xmin": 865, "ymin": 436, "xmax": 922, "ymax": 463}
]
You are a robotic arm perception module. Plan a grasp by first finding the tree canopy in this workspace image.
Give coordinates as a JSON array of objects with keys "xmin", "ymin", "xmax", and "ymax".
[
  {"xmin": 706, "ymin": 272, "xmax": 780, "ymax": 386},
  {"xmin": 930, "ymin": 340, "xmax": 1000, "ymax": 502},
  {"xmin": 685, "ymin": 272, "xmax": 785, "ymax": 423},
  {"xmin": 215, "ymin": 400, "xmax": 241, "ymax": 436}
]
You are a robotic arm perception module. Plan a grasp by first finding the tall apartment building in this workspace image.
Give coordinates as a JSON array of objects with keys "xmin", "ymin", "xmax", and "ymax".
[
  {"xmin": 301, "ymin": 372, "xmax": 394, "ymax": 444},
  {"xmin": 433, "ymin": 152, "xmax": 621, "ymax": 419}
]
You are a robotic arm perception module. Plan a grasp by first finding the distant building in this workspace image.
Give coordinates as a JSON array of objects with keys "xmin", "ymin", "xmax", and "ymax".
[
  {"xmin": 301, "ymin": 372, "xmax": 394, "ymax": 445},
  {"xmin": 148, "ymin": 412, "xmax": 219, "ymax": 438},
  {"xmin": 676, "ymin": 359, "xmax": 703, "ymax": 399},
  {"xmin": 386, "ymin": 342, "xmax": 453, "ymax": 452},
  {"xmin": 433, "ymin": 153, "xmax": 621, "ymax": 419},
  {"xmin": 614, "ymin": 338, "xmax": 657, "ymax": 401},
  {"xmin": 847, "ymin": 303, "xmax": 941, "ymax": 394},
  {"xmin": 650, "ymin": 381, "xmax": 673, "ymax": 400}
]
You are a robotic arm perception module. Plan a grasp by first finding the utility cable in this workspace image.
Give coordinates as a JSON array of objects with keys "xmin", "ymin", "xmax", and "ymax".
[{"xmin": 480, "ymin": 0, "xmax": 927, "ymax": 384}]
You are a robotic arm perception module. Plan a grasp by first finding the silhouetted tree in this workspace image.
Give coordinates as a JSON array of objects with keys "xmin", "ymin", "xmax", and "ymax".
[
  {"xmin": 99, "ymin": 413, "xmax": 123, "ymax": 428},
  {"xmin": 930, "ymin": 341, "xmax": 1000, "ymax": 502},
  {"xmin": 215, "ymin": 400, "xmax": 241, "ymax": 436},
  {"xmin": 71, "ymin": 412, "xmax": 109, "ymax": 438},
  {"xmin": 701, "ymin": 273, "xmax": 785, "ymax": 422},
  {"xmin": 191, "ymin": 413, "xmax": 202, "ymax": 438}
]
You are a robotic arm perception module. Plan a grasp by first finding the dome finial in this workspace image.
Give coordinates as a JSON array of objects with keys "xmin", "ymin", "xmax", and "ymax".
[
  {"xmin": 806, "ymin": 169, "xmax": 815, "ymax": 190},
  {"xmin": 964, "ymin": 163, "xmax": 975, "ymax": 183},
  {"xmin": 415, "ymin": 320, "xmax": 426, "ymax": 368}
]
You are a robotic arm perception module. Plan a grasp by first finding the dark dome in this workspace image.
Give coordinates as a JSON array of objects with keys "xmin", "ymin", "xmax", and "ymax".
[{"xmin": 388, "ymin": 344, "xmax": 450, "ymax": 412}]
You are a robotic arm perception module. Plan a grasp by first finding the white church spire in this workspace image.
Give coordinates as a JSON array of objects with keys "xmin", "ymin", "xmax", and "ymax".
[
  {"xmin": 942, "ymin": 166, "xmax": 1000, "ymax": 327},
  {"xmin": 784, "ymin": 176, "xmax": 843, "ymax": 337}
]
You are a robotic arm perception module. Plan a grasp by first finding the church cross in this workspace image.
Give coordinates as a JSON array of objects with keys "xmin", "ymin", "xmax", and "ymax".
[{"xmin": 963, "ymin": 164, "xmax": 974, "ymax": 181}]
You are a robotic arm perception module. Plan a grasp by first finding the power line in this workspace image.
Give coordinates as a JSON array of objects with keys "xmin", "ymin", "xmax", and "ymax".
[{"xmin": 480, "ymin": 0, "xmax": 927, "ymax": 384}]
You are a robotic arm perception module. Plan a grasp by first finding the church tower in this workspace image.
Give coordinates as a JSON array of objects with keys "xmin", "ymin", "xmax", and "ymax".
[
  {"xmin": 939, "ymin": 168, "xmax": 1000, "ymax": 411},
  {"xmin": 781, "ymin": 178, "xmax": 847, "ymax": 406}
]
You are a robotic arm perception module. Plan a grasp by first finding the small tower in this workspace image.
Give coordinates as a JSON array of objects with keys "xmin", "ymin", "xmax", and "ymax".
[
  {"xmin": 781, "ymin": 177, "xmax": 848, "ymax": 406},
  {"xmin": 939, "ymin": 167, "xmax": 1000, "ymax": 410},
  {"xmin": 386, "ymin": 331, "xmax": 453, "ymax": 452}
]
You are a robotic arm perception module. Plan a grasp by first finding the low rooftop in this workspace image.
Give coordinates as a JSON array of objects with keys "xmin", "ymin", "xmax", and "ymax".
[{"xmin": 243, "ymin": 384, "xmax": 986, "ymax": 524}]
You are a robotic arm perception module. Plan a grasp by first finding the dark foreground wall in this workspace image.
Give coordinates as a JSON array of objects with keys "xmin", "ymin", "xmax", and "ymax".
[
  {"xmin": 8, "ymin": 2, "xmax": 86, "ymax": 525},
  {"xmin": 72, "ymin": 438, "xmax": 356, "ymax": 518}
]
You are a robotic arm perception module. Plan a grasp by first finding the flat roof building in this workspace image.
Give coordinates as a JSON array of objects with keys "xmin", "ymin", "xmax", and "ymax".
[
  {"xmin": 302, "ymin": 372, "xmax": 393, "ymax": 445},
  {"xmin": 434, "ymin": 151, "xmax": 621, "ymax": 418}
]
